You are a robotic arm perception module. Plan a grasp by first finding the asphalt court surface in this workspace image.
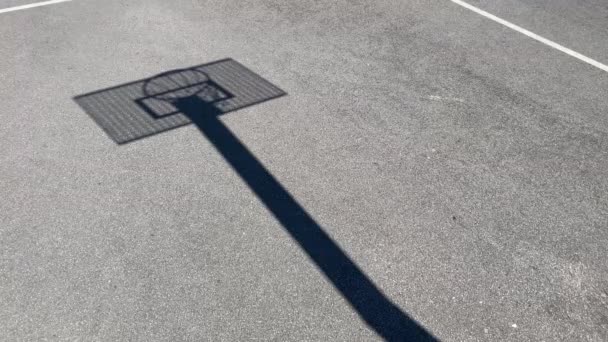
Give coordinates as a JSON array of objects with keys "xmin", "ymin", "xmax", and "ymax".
[{"xmin": 1, "ymin": 0, "xmax": 607, "ymax": 341}]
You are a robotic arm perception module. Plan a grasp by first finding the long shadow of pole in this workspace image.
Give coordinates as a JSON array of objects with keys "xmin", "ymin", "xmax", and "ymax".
[{"xmin": 174, "ymin": 96, "xmax": 436, "ymax": 341}]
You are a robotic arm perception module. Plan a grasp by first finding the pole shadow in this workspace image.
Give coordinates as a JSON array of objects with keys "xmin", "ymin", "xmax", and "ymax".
[{"xmin": 74, "ymin": 59, "xmax": 437, "ymax": 341}]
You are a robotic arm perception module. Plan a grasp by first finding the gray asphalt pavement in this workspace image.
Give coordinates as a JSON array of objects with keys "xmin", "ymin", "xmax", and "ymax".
[{"xmin": 1, "ymin": 0, "xmax": 607, "ymax": 341}]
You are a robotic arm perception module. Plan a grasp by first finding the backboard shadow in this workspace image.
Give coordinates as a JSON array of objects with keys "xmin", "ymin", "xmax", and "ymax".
[{"xmin": 74, "ymin": 58, "xmax": 286, "ymax": 144}]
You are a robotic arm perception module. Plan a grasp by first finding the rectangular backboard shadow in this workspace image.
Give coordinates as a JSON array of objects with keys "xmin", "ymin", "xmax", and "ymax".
[{"xmin": 74, "ymin": 58, "xmax": 286, "ymax": 144}]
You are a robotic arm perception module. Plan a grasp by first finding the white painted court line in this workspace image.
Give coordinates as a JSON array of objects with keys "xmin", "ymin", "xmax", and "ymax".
[
  {"xmin": 0, "ymin": 0, "xmax": 71, "ymax": 14},
  {"xmin": 450, "ymin": 0, "xmax": 608, "ymax": 73}
]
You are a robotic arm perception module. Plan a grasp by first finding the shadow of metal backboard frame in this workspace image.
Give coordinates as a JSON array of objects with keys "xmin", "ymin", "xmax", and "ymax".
[{"xmin": 74, "ymin": 58, "xmax": 286, "ymax": 144}]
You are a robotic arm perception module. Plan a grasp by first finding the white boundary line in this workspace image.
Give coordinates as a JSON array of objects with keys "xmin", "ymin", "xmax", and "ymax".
[
  {"xmin": 450, "ymin": 0, "xmax": 608, "ymax": 73},
  {"xmin": 0, "ymin": 0, "xmax": 71, "ymax": 14}
]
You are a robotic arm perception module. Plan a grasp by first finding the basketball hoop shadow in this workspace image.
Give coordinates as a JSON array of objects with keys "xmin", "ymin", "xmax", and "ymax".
[{"xmin": 74, "ymin": 59, "xmax": 437, "ymax": 341}]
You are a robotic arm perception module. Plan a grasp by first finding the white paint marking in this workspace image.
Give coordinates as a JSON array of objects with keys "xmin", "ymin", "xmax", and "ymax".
[
  {"xmin": 427, "ymin": 95, "xmax": 465, "ymax": 103},
  {"xmin": 0, "ymin": 0, "xmax": 71, "ymax": 14},
  {"xmin": 450, "ymin": 0, "xmax": 608, "ymax": 73}
]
